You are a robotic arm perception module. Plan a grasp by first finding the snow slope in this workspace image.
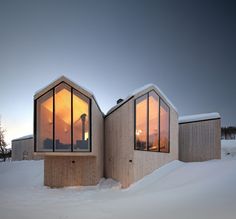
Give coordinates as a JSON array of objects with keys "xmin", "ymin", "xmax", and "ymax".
[
  {"xmin": 221, "ymin": 140, "xmax": 236, "ymax": 159},
  {"xmin": 1, "ymin": 142, "xmax": 236, "ymax": 219}
]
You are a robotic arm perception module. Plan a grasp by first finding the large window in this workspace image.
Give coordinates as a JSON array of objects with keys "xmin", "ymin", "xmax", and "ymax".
[
  {"xmin": 135, "ymin": 94, "xmax": 148, "ymax": 150},
  {"xmin": 36, "ymin": 90, "xmax": 53, "ymax": 151},
  {"xmin": 134, "ymin": 90, "xmax": 170, "ymax": 153},
  {"xmin": 160, "ymin": 100, "xmax": 170, "ymax": 152},
  {"xmin": 35, "ymin": 82, "xmax": 91, "ymax": 152}
]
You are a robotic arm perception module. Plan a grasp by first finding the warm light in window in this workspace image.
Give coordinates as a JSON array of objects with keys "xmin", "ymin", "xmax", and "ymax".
[
  {"xmin": 85, "ymin": 132, "xmax": 89, "ymax": 140},
  {"xmin": 136, "ymin": 129, "xmax": 142, "ymax": 136}
]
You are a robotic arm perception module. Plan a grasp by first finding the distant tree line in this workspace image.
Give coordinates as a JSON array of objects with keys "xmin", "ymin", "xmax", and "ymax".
[{"xmin": 221, "ymin": 126, "xmax": 236, "ymax": 139}]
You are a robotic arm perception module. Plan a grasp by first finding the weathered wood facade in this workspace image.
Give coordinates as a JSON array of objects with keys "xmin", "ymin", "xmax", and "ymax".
[
  {"xmin": 179, "ymin": 113, "xmax": 221, "ymax": 162},
  {"xmin": 12, "ymin": 135, "xmax": 42, "ymax": 161},
  {"xmin": 105, "ymin": 85, "xmax": 179, "ymax": 188}
]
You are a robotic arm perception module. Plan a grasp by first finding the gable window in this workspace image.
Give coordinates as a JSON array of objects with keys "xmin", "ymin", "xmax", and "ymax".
[
  {"xmin": 134, "ymin": 90, "xmax": 170, "ymax": 153},
  {"xmin": 35, "ymin": 82, "xmax": 91, "ymax": 152}
]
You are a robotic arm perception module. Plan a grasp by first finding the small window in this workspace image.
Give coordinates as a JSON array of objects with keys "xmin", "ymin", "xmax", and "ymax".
[{"xmin": 134, "ymin": 90, "xmax": 170, "ymax": 153}]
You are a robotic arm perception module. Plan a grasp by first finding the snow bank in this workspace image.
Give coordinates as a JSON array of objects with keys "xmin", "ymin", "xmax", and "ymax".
[
  {"xmin": 221, "ymin": 140, "xmax": 236, "ymax": 160},
  {"xmin": 179, "ymin": 112, "xmax": 220, "ymax": 123},
  {"xmin": 1, "ymin": 157, "xmax": 236, "ymax": 219}
]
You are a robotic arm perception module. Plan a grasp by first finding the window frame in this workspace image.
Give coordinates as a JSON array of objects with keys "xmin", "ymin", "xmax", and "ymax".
[
  {"xmin": 134, "ymin": 89, "xmax": 170, "ymax": 153},
  {"xmin": 34, "ymin": 81, "xmax": 92, "ymax": 153}
]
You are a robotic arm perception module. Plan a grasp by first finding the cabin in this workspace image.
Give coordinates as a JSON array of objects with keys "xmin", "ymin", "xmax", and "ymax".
[
  {"xmin": 12, "ymin": 135, "xmax": 34, "ymax": 160},
  {"xmin": 179, "ymin": 113, "xmax": 221, "ymax": 162},
  {"xmin": 105, "ymin": 84, "xmax": 179, "ymax": 187},
  {"xmin": 11, "ymin": 76, "xmax": 221, "ymax": 188},
  {"xmin": 34, "ymin": 76, "xmax": 104, "ymax": 187}
]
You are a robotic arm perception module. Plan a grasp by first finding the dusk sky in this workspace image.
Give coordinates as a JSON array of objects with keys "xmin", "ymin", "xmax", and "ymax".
[{"xmin": 0, "ymin": 0, "xmax": 236, "ymax": 146}]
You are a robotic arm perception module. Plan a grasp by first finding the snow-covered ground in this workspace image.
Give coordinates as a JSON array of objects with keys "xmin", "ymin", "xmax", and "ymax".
[
  {"xmin": 1, "ymin": 141, "xmax": 236, "ymax": 219},
  {"xmin": 221, "ymin": 139, "xmax": 236, "ymax": 159}
]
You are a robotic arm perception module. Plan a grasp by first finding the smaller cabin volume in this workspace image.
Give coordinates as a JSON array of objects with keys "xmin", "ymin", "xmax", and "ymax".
[
  {"xmin": 105, "ymin": 84, "xmax": 179, "ymax": 188},
  {"xmin": 179, "ymin": 113, "xmax": 221, "ymax": 162}
]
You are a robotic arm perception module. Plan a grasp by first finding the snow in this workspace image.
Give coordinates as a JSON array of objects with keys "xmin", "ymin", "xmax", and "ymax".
[
  {"xmin": 12, "ymin": 134, "xmax": 33, "ymax": 141},
  {"xmin": 221, "ymin": 140, "xmax": 236, "ymax": 160},
  {"xmin": 179, "ymin": 112, "xmax": 220, "ymax": 123},
  {"xmin": 107, "ymin": 83, "xmax": 178, "ymax": 115},
  {"xmin": 1, "ymin": 143, "xmax": 236, "ymax": 219}
]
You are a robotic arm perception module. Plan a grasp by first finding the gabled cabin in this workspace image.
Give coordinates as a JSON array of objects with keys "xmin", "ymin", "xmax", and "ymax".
[
  {"xmin": 34, "ymin": 76, "xmax": 104, "ymax": 187},
  {"xmin": 105, "ymin": 84, "xmax": 179, "ymax": 188}
]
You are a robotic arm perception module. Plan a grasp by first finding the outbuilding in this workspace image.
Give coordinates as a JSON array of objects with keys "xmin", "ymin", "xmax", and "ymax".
[
  {"xmin": 12, "ymin": 135, "xmax": 35, "ymax": 161},
  {"xmin": 179, "ymin": 113, "xmax": 221, "ymax": 162}
]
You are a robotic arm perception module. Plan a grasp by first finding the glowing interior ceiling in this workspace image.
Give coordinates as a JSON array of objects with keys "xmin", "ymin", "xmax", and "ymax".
[
  {"xmin": 136, "ymin": 95, "xmax": 158, "ymax": 126},
  {"xmin": 42, "ymin": 88, "xmax": 89, "ymax": 125}
]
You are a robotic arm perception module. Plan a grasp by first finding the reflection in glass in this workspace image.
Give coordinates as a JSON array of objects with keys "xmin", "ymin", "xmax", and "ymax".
[
  {"xmin": 73, "ymin": 90, "xmax": 90, "ymax": 151},
  {"xmin": 55, "ymin": 83, "xmax": 71, "ymax": 151},
  {"xmin": 149, "ymin": 91, "xmax": 159, "ymax": 151},
  {"xmin": 36, "ymin": 90, "xmax": 53, "ymax": 151},
  {"xmin": 135, "ymin": 95, "xmax": 147, "ymax": 150},
  {"xmin": 160, "ymin": 100, "xmax": 169, "ymax": 152}
]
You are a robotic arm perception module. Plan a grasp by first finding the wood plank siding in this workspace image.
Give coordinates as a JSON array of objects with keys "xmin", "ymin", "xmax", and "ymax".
[{"xmin": 179, "ymin": 119, "xmax": 221, "ymax": 162}]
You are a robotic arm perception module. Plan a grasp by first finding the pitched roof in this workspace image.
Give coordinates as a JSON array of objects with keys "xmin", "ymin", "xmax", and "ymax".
[{"xmin": 106, "ymin": 83, "xmax": 178, "ymax": 116}]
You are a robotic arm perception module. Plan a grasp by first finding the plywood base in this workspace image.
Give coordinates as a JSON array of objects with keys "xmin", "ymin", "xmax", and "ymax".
[{"xmin": 44, "ymin": 156, "xmax": 100, "ymax": 187}]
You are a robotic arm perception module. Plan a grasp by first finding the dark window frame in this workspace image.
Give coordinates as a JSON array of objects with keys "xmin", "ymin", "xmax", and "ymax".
[
  {"xmin": 34, "ymin": 81, "xmax": 92, "ymax": 153},
  {"xmin": 134, "ymin": 89, "xmax": 170, "ymax": 153}
]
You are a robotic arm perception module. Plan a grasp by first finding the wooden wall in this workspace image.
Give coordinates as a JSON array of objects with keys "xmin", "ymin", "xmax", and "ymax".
[
  {"xmin": 105, "ymin": 86, "xmax": 179, "ymax": 188},
  {"xmin": 105, "ymin": 98, "xmax": 134, "ymax": 187},
  {"xmin": 133, "ymin": 106, "xmax": 178, "ymax": 183},
  {"xmin": 12, "ymin": 138, "xmax": 42, "ymax": 161},
  {"xmin": 179, "ymin": 119, "xmax": 221, "ymax": 162},
  {"xmin": 44, "ymin": 156, "xmax": 98, "ymax": 187}
]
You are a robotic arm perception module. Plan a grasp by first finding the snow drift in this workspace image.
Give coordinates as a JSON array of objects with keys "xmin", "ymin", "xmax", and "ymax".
[{"xmin": 0, "ymin": 141, "xmax": 236, "ymax": 219}]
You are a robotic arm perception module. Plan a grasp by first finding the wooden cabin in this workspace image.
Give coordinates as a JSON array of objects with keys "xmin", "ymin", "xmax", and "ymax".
[
  {"xmin": 29, "ymin": 76, "xmax": 220, "ymax": 188},
  {"xmin": 12, "ymin": 135, "xmax": 35, "ymax": 161},
  {"xmin": 105, "ymin": 84, "xmax": 179, "ymax": 188},
  {"xmin": 34, "ymin": 76, "xmax": 104, "ymax": 187},
  {"xmin": 179, "ymin": 113, "xmax": 221, "ymax": 162}
]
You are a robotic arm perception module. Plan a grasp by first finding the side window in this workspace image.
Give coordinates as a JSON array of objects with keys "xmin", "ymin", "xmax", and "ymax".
[
  {"xmin": 160, "ymin": 100, "xmax": 170, "ymax": 152},
  {"xmin": 36, "ymin": 90, "xmax": 53, "ymax": 151},
  {"xmin": 148, "ymin": 91, "xmax": 159, "ymax": 151},
  {"xmin": 73, "ymin": 90, "xmax": 90, "ymax": 151},
  {"xmin": 135, "ymin": 94, "xmax": 148, "ymax": 150},
  {"xmin": 134, "ymin": 90, "xmax": 170, "ymax": 153}
]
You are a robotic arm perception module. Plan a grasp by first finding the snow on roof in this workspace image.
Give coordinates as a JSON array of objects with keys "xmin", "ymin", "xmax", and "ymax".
[
  {"xmin": 12, "ymin": 134, "xmax": 33, "ymax": 141},
  {"xmin": 34, "ymin": 75, "xmax": 95, "ymax": 97},
  {"xmin": 106, "ymin": 83, "xmax": 178, "ymax": 115},
  {"xmin": 179, "ymin": 112, "xmax": 221, "ymax": 124},
  {"xmin": 34, "ymin": 75, "xmax": 104, "ymax": 115}
]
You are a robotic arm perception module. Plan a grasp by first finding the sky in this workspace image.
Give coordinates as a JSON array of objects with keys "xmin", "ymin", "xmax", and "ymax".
[{"xmin": 0, "ymin": 0, "xmax": 236, "ymax": 146}]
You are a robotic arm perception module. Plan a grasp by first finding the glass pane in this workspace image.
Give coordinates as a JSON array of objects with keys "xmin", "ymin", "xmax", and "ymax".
[
  {"xmin": 149, "ymin": 91, "xmax": 159, "ymax": 151},
  {"xmin": 160, "ymin": 100, "xmax": 169, "ymax": 152},
  {"xmin": 36, "ymin": 90, "xmax": 53, "ymax": 151},
  {"xmin": 55, "ymin": 83, "xmax": 71, "ymax": 151},
  {"xmin": 135, "ymin": 94, "xmax": 147, "ymax": 150},
  {"xmin": 73, "ymin": 90, "xmax": 90, "ymax": 151}
]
